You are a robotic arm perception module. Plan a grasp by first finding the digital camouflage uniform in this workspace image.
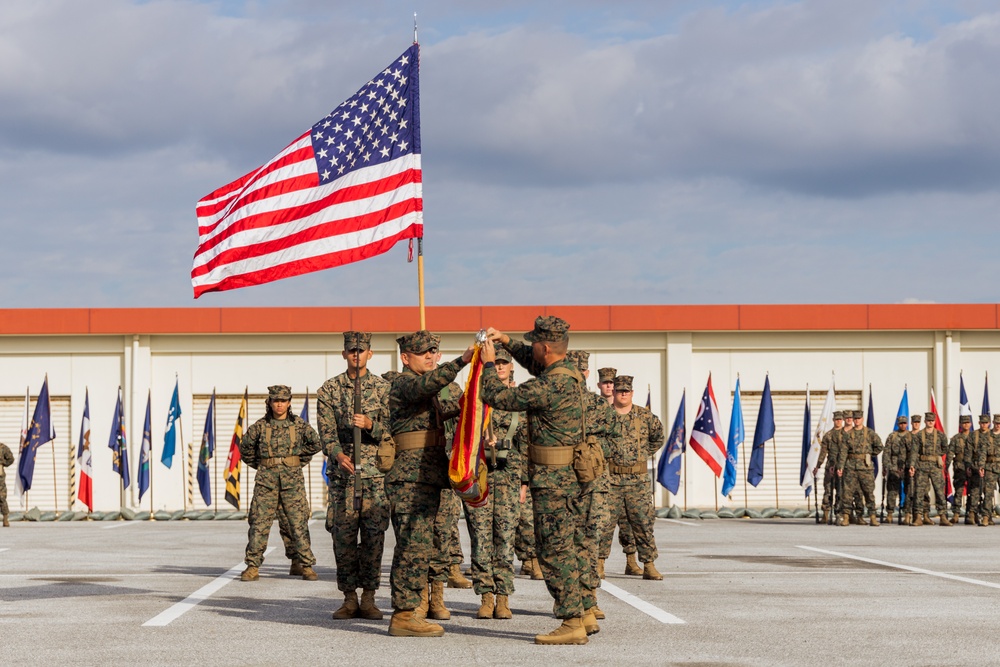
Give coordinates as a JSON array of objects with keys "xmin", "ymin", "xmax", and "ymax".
[
  {"xmin": 317, "ymin": 343, "xmax": 391, "ymax": 593},
  {"xmin": 976, "ymin": 425, "xmax": 1000, "ymax": 524},
  {"xmin": 596, "ymin": 367, "xmax": 636, "ymax": 556},
  {"xmin": 239, "ymin": 387, "xmax": 322, "ymax": 569},
  {"xmin": 466, "ymin": 400, "xmax": 526, "ymax": 596},
  {"xmin": 601, "ymin": 376, "xmax": 663, "ymax": 562},
  {"xmin": 432, "ymin": 381, "xmax": 465, "ymax": 585},
  {"xmin": 883, "ymin": 421, "xmax": 909, "ymax": 516},
  {"xmin": 816, "ymin": 420, "xmax": 844, "ymax": 514},
  {"xmin": 0, "ymin": 442, "xmax": 14, "ymax": 522},
  {"xmin": 385, "ymin": 331, "xmax": 468, "ymax": 612},
  {"xmin": 966, "ymin": 420, "xmax": 995, "ymax": 523},
  {"xmin": 481, "ymin": 318, "xmax": 595, "ymax": 621},
  {"xmin": 836, "ymin": 419, "xmax": 883, "ymax": 522},
  {"xmin": 946, "ymin": 418, "xmax": 972, "ymax": 519},
  {"xmin": 908, "ymin": 419, "xmax": 949, "ymax": 517}
]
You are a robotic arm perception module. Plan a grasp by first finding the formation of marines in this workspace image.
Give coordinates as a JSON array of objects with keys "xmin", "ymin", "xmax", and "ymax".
[
  {"xmin": 815, "ymin": 409, "xmax": 1000, "ymax": 527},
  {"xmin": 234, "ymin": 317, "xmax": 666, "ymax": 645}
]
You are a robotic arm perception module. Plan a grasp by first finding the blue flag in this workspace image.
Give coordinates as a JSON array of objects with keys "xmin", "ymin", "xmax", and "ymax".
[
  {"xmin": 656, "ymin": 390, "xmax": 686, "ymax": 495},
  {"xmin": 984, "ymin": 373, "xmax": 991, "ymax": 416},
  {"xmin": 866, "ymin": 388, "xmax": 878, "ymax": 478},
  {"xmin": 138, "ymin": 391, "xmax": 152, "ymax": 501},
  {"xmin": 799, "ymin": 392, "xmax": 812, "ymax": 497},
  {"xmin": 748, "ymin": 376, "xmax": 775, "ymax": 487},
  {"xmin": 197, "ymin": 391, "xmax": 216, "ymax": 507},
  {"xmin": 896, "ymin": 387, "xmax": 910, "ymax": 428},
  {"xmin": 722, "ymin": 379, "xmax": 744, "ymax": 497},
  {"xmin": 18, "ymin": 376, "xmax": 56, "ymax": 494},
  {"xmin": 109, "ymin": 388, "xmax": 130, "ymax": 489},
  {"xmin": 162, "ymin": 378, "xmax": 182, "ymax": 468}
]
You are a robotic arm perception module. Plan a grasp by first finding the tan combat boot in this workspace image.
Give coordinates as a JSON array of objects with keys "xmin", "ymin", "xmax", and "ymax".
[
  {"xmin": 923, "ymin": 512, "xmax": 933, "ymax": 525},
  {"xmin": 912, "ymin": 513, "xmax": 924, "ymax": 527},
  {"xmin": 643, "ymin": 561, "xmax": 663, "ymax": 580},
  {"xmin": 476, "ymin": 593, "xmax": 495, "ymax": 619},
  {"xmin": 494, "ymin": 594, "xmax": 512, "ymax": 619},
  {"xmin": 838, "ymin": 513, "xmax": 850, "ymax": 526},
  {"xmin": 301, "ymin": 566, "xmax": 318, "ymax": 581},
  {"xmin": 240, "ymin": 565, "xmax": 259, "ymax": 582},
  {"xmin": 582, "ymin": 609, "xmax": 600, "ymax": 635},
  {"xmin": 358, "ymin": 589, "xmax": 383, "ymax": 620},
  {"xmin": 822, "ymin": 509, "xmax": 829, "ymax": 524},
  {"xmin": 530, "ymin": 558, "xmax": 544, "ymax": 580},
  {"xmin": 332, "ymin": 590, "xmax": 360, "ymax": 619},
  {"xmin": 520, "ymin": 560, "xmax": 531, "ymax": 575},
  {"xmin": 869, "ymin": 513, "xmax": 880, "ymax": 527},
  {"xmin": 414, "ymin": 585, "xmax": 429, "ymax": 620},
  {"xmin": 979, "ymin": 515, "xmax": 990, "ymax": 527},
  {"xmin": 447, "ymin": 564, "xmax": 472, "ymax": 589},
  {"xmin": 965, "ymin": 512, "xmax": 975, "ymax": 525},
  {"xmin": 939, "ymin": 512, "xmax": 952, "ymax": 526},
  {"xmin": 597, "ymin": 558, "xmax": 605, "ymax": 579},
  {"xmin": 625, "ymin": 553, "xmax": 642, "ymax": 576},
  {"xmin": 535, "ymin": 618, "xmax": 588, "ymax": 645},
  {"xmin": 388, "ymin": 610, "xmax": 445, "ymax": 637},
  {"xmin": 886, "ymin": 511, "xmax": 894, "ymax": 524},
  {"xmin": 591, "ymin": 603, "xmax": 605, "ymax": 620},
  {"xmin": 428, "ymin": 581, "xmax": 451, "ymax": 620},
  {"xmin": 289, "ymin": 560, "xmax": 303, "ymax": 576},
  {"xmin": 2, "ymin": 514, "xmax": 9, "ymax": 528}
]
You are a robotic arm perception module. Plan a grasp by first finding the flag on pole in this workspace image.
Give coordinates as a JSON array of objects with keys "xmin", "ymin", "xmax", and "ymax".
[
  {"xmin": 748, "ymin": 375, "xmax": 775, "ymax": 487},
  {"xmin": 162, "ymin": 378, "xmax": 182, "ymax": 468},
  {"xmin": 866, "ymin": 387, "xmax": 878, "ymax": 478},
  {"xmin": 197, "ymin": 391, "xmax": 216, "ymax": 507},
  {"xmin": 77, "ymin": 388, "xmax": 93, "ymax": 512},
  {"xmin": 721, "ymin": 378, "xmax": 744, "ymax": 497},
  {"xmin": 930, "ymin": 388, "xmax": 953, "ymax": 500},
  {"xmin": 138, "ymin": 391, "xmax": 152, "ymax": 502},
  {"xmin": 192, "ymin": 45, "xmax": 423, "ymax": 297},
  {"xmin": 14, "ymin": 387, "xmax": 29, "ymax": 506},
  {"xmin": 18, "ymin": 376, "xmax": 56, "ymax": 495},
  {"xmin": 225, "ymin": 388, "xmax": 248, "ymax": 509},
  {"xmin": 646, "ymin": 386, "xmax": 651, "ymax": 409},
  {"xmin": 807, "ymin": 377, "xmax": 836, "ymax": 493},
  {"xmin": 799, "ymin": 391, "xmax": 813, "ymax": 497},
  {"xmin": 690, "ymin": 375, "xmax": 726, "ymax": 476},
  {"xmin": 959, "ymin": 374, "xmax": 973, "ymax": 429},
  {"xmin": 983, "ymin": 373, "xmax": 991, "ymax": 416},
  {"xmin": 896, "ymin": 387, "xmax": 910, "ymax": 430},
  {"xmin": 109, "ymin": 388, "xmax": 130, "ymax": 489},
  {"xmin": 299, "ymin": 388, "xmax": 310, "ymax": 423},
  {"xmin": 657, "ymin": 390, "xmax": 686, "ymax": 494}
]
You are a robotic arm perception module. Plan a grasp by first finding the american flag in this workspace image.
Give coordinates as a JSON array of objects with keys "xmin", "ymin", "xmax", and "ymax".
[
  {"xmin": 690, "ymin": 374, "xmax": 727, "ymax": 477},
  {"xmin": 192, "ymin": 45, "xmax": 423, "ymax": 297}
]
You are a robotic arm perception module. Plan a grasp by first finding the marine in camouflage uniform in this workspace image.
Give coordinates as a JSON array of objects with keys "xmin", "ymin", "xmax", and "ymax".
[
  {"xmin": 907, "ymin": 412, "xmax": 951, "ymax": 526},
  {"xmin": 836, "ymin": 410, "xmax": 884, "ymax": 526},
  {"xmin": 385, "ymin": 331, "xmax": 473, "ymax": 637},
  {"xmin": 467, "ymin": 345, "xmax": 526, "ymax": 619},
  {"xmin": 882, "ymin": 416, "xmax": 910, "ymax": 523},
  {"xmin": 239, "ymin": 385, "xmax": 322, "ymax": 581},
  {"xmin": 598, "ymin": 366, "xmax": 638, "ymax": 570},
  {"xmin": 0, "ymin": 441, "xmax": 13, "ymax": 527},
  {"xmin": 976, "ymin": 416, "xmax": 1000, "ymax": 526},
  {"xmin": 813, "ymin": 412, "xmax": 846, "ymax": 523},
  {"xmin": 318, "ymin": 331, "xmax": 391, "ymax": 620},
  {"xmin": 602, "ymin": 375, "xmax": 664, "ymax": 577},
  {"xmin": 482, "ymin": 317, "xmax": 595, "ymax": 645},
  {"xmin": 964, "ymin": 415, "xmax": 994, "ymax": 524},
  {"xmin": 901, "ymin": 415, "xmax": 923, "ymax": 522},
  {"xmin": 946, "ymin": 416, "xmax": 972, "ymax": 522}
]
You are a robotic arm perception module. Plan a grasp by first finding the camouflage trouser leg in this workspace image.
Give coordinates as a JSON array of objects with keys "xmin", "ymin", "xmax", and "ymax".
[
  {"xmin": 575, "ymin": 489, "xmax": 598, "ymax": 610},
  {"xmin": 951, "ymin": 470, "xmax": 968, "ymax": 514},
  {"xmin": 600, "ymin": 484, "xmax": 630, "ymax": 559},
  {"xmin": 277, "ymin": 502, "xmax": 295, "ymax": 561},
  {"xmin": 618, "ymin": 517, "xmax": 636, "ymax": 555},
  {"xmin": 842, "ymin": 469, "xmax": 875, "ymax": 517},
  {"xmin": 246, "ymin": 468, "xmax": 315, "ymax": 567},
  {"xmin": 386, "ymin": 481, "xmax": 441, "ymax": 611},
  {"xmin": 467, "ymin": 471, "xmax": 518, "ymax": 595},
  {"xmin": 328, "ymin": 478, "xmax": 390, "ymax": 592},
  {"xmin": 0, "ymin": 478, "xmax": 7, "ymax": 516},
  {"xmin": 585, "ymin": 489, "xmax": 610, "ymax": 581},
  {"xmin": 967, "ymin": 471, "xmax": 982, "ymax": 518},
  {"xmin": 514, "ymin": 490, "xmax": 536, "ymax": 561},
  {"xmin": 431, "ymin": 488, "xmax": 462, "ymax": 583},
  {"xmin": 622, "ymin": 484, "xmax": 658, "ymax": 561},
  {"xmin": 533, "ymin": 484, "xmax": 586, "ymax": 619},
  {"xmin": 885, "ymin": 474, "xmax": 903, "ymax": 512},
  {"xmin": 982, "ymin": 471, "xmax": 999, "ymax": 517},
  {"xmin": 915, "ymin": 468, "xmax": 947, "ymax": 514},
  {"xmin": 822, "ymin": 467, "xmax": 836, "ymax": 511}
]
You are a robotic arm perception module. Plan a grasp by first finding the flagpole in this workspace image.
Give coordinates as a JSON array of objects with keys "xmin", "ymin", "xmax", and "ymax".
[
  {"xmin": 741, "ymin": 440, "xmax": 748, "ymax": 511},
  {"xmin": 682, "ymin": 442, "xmax": 688, "ymax": 511},
  {"xmin": 213, "ymin": 388, "xmax": 218, "ymax": 515},
  {"xmin": 179, "ymin": 376, "xmax": 187, "ymax": 511},
  {"xmin": 149, "ymin": 389, "xmax": 155, "ymax": 519},
  {"xmin": 413, "ymin": 16, "xmax": 426, "ymax": 331},
  {"xmin": 119, "ymin": 387, "xmax": 125, "ymax": 515},
  {"xmin": 713, "ymin": 475, "xmax": 718, "ymax": 512}
]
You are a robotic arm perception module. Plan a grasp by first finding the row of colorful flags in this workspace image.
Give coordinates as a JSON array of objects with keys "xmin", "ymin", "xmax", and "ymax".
[
  {"xmin": 655, "ymin": 372, "xmax": 991, "ymax": 499},
  {"xmin": 14, "ymin": 377, "xmax": 319, "ymax": 512}
]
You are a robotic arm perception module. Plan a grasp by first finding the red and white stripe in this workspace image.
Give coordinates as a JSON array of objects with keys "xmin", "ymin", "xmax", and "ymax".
[
  {"xmin": 690, "ymin": 376, "xmax": 727, "ymax": 477},
  {"xmin": 191, "ymin": 135, "xmax": 422, "ymax": 297}
]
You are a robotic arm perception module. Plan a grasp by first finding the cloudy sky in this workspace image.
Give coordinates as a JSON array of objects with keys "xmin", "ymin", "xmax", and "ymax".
[{"xmin": 1, "ymin": 0, "xmax": 997, "ymax": 308}]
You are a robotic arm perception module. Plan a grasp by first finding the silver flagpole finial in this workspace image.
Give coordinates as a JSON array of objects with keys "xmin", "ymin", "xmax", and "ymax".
[{"xmin": 413, "ymin": 12, "xmax": 418, "ymax": 43}]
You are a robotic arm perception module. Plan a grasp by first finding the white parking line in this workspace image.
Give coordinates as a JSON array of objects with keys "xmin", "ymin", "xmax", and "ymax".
[
  {"xmin": 102, "ymin": 522, "xmax": 139, "ymax": 530},
  {"xmin": 599, "ymin": 579, "xmax": 685, "ymax": 624},
  {"xmin": 0, "ymin": 548, "xmax": 8, "ymax": 553},
  {"xmin": 797, "ymin": 545, "xmax": 1000, "ymax": 590},
  {"xmin": 661, "ymin": 519, "xmax": 701, "ymax": 527},
  {"xmin": 143, "ymin": 547, "xmax": 275, "ymax": 627}
]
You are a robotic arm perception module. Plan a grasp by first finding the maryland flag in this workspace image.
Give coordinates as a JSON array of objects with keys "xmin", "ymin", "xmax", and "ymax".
[
  {"xmin": 224, "ymin": 389, "xmax": 248, "ymax": 509},
  {"xmin": 449, "ymin": 338, "xmax": 492, "ymax": 507}
]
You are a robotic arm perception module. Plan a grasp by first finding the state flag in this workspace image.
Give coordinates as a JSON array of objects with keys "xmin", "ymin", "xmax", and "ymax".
[{"xmin": 690, "ymin": 375, "xmax": 726, "ymax": 477}]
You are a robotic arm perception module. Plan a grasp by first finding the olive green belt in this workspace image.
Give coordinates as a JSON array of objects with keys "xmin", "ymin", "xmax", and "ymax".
[
  {"xmin": 394, "ymin": 430, "xmax": 444, "ymax": 452},
  {"xmin": 260, "ymin": 455, "xmax": 300, "ymax": 468},
  {"xmin": 609, "ymin": 462, "xmax": 645, "ymax": 475},
  {"xmin": 529, "ymin": 445, "xmax": 574, "ymax": 466}
]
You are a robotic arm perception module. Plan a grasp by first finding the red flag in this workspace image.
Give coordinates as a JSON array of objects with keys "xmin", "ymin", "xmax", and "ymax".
[
  {"xmin": 192, "ymin": 46, "xmax": 423, "ymax": 297},
  {"xmin": 449, "ymin": 343, "xmax": 492, "ymax": 507}
]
